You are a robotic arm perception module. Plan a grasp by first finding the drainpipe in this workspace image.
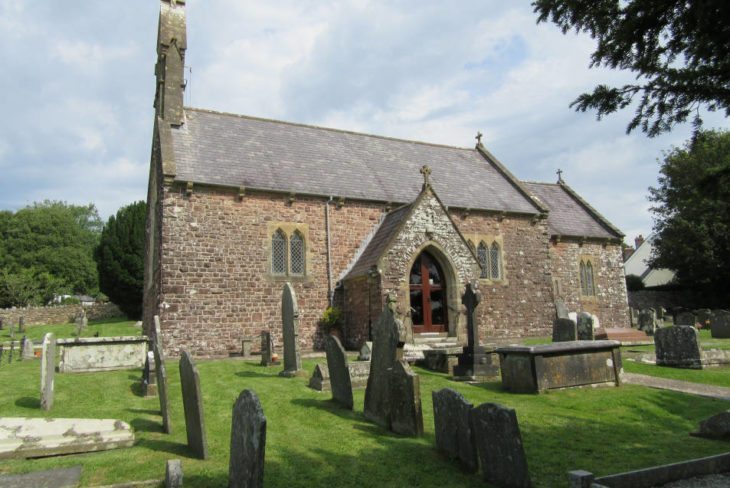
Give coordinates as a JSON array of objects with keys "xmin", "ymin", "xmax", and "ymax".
[{"xmin": 325, "ymin": 196, "xmax": 334, "ymax": 307}]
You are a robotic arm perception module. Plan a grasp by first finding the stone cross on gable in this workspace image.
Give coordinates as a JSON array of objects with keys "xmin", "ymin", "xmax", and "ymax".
[
  {"xmin": 556, "ymin": 168, "xmax": 564, "ymax": 183},
  {"xmin": 475, "ymin": 131, "xmax": 483, "ymax": 144},
  {"xmin": 420, "ymin": 165, "xmax": 432, "ymax": 186},
  {"xmin": 462, "ymin": 283, "xmax": 481, "ymax": 350}
]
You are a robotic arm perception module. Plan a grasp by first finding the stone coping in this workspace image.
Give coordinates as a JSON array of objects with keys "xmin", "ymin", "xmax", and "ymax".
[
  {"xmin": 496, "ymin": 340, "xmax": 620, "ymax": 355},
  {"xmin": 57, "ymin": 336, "xmax": 148, "ymax": 346}
]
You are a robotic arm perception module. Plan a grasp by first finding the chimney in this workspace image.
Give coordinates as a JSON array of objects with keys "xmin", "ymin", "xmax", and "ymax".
[
  {"xmin": 154, "ymin": 0, "xmax": 187, "ymax": 126},
  {"xmin": 634, "ymin": 234, "xmax": 644, "ymax": 250}
]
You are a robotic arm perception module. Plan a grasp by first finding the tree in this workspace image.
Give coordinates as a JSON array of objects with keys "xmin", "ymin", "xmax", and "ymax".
[
  {"xmin": 96, "ymin": 201, "xmax": 146, "ymax": 319},
  {"xmin": 649, "ymin": 129, "xmax": 730, "ymax": 306},
  {"xmin": 533, "ymin": 1, "xmax": 730, "ymax": 136}
]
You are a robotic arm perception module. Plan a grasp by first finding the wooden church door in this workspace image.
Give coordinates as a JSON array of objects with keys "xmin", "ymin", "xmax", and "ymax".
[{"xmin": 409, "ymin": 251, "xmax": 448, "ymax": 333}]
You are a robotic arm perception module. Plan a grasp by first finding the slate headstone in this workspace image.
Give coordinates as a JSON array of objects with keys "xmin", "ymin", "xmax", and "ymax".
[
  {"xmin": 21, "ymin": 336, "xmax": 34, "ymax": 360},
  {"xmin": 166, "ymin": 459, "xmax": 183, "ymax": 488},
  {"xmin": 710, "ymin": 310, "xmax": 730, "ymax": 339},
  {"xmin": 676, "ymin": 311, "xmax": 696, "ymax": 326},
  {"xmin": 576, "ymin": 312, "xmax": 594, "ymax": 340},
  {"xmin": 280, "ymin": 282, "xmax": 302, "ymax": 376},
  {"xmin": 364, "ymin": 296, "xmax": 401, "ymax": 429},
  {"xmin": 552, "ymin": 318, "xmax": 577, "ymax": 342},
  {"xmin": 471, "ymin": 402, "xmax": 531, "ymax": 488},
  {"xmin": 229, "ymin": 389, "xmax": 267, "ymax": 488},
  {"xmin": 40, "ymin": 333, "xmax": 56, "ymax": 411},
  {"xmin": 179, "ymin": 350, "xmax": 208, "ymax": 459},
  {"xmin": 153, "ymin": 316, "xmax": 172, "ymax": 434},
  {"xmin": 692, "ymin": 410, "xmax": 730, "ymax": 439},
  {"xmin": 432, "ymin": 388, "xmax": 477, "ymax": 473},
  {"xmin": 389, "ymin": 359, "xmax": 424, "ymax": 436},
  {"xmin": 325, "ymin": 335, "xmax": 353, "ymax": 409},
  {"xmin": 555, "ymin": 299, "xmax": 569, "ymax": 319},
  {"xmin": 654, "ymin": 326, "xmax": 703, "ymax": 368}
]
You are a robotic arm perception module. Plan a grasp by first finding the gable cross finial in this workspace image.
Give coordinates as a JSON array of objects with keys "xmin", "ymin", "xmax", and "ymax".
[
  {"xmin": 556, "ymin": 168, "xmax": 564, "ymax": 183},
  {"xmin": 475, "ymin": 131, "xmax": 483, "ymax": 145},
  {"xmin": 420, "ymin": 165, "xmax": 432, "ymax": 186}
]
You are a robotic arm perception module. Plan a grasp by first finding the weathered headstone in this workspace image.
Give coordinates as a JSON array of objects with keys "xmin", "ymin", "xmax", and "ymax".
[
  {"xmin": 692, "ymin": 410, "xmax": 730, "ymax": 439},
  {"xmin": 552, "ymin": 318, "xmax": 577, "ymax": 342},
  {"xmin": 389, "ymin": 359, "xmax": 424, "ymax": 436},
  {"xmin": 241, "ymin": 337, "xmax": 253, "ymax": 358},
  {"xmin": 308, "ymin": 363, "xmax": 330, "ymax": 391},
  {"xmin": 325, "ymin": 335, "xmax": 353, "ymax": 409},
  {"xmin": 454, "ymin": 283, "xmax": 498, "ymax": 378},
  {"xmin": 364, "ymin": 296, "xmax": 401, "ymax": 429},
  {"xmin": 696, "ymin": 309, "xmax": 713, "ymax": 329},
  {"xmin": 555, "ymin": 299, "xmax": 570, "ymax": 319},
  {"xmin": 676, "ymin": 311, "xmax": 696, "ymax": 326},
  {"xmin": 576, "ymin": 312, "xmax": 594, "ymax": 341},
  {"xmin": 154, "ymin": 338, "xmax": 172, "ymax": 434},
  {"xmin": 638, "ymin": 308, "xmax": 657, "ymax": 335},
  {"xmin": 710, "ymin": 310, "xmax": 730, "ymax": 339},
  {"xmin": 260, "ymin": 331, "xmax": 278, "ymax": 366},
  {"xmin": 358, "ymin": 341, "xmax": 373, "ymax": 361},
  {"xmin": 432, "ymin": 388, "xmax": 477, "ymax": 473},
  {"xmin": 18, "ymin": 317, "xmax": 24, "ymax": 333},
  {"xmin": 179, "ymin": 350, "xmax": 208, "ymax": 459},
  {"xmin": 280, "ymin": 282, "xmax": 302, "ymax": 376},
  {"xmin": 654, "ymin": 326, "xmax": 703, "ymax": 368},
  {"xmin": 165, "ymin": 459, "xmax": 183, "ymax": 488},
  {"xmin": 470, "ymin": 402, "xmax": 531, "ymax": 488},
  {"xmin": 40, "ymin": 333, "xmax": 56, "ymax": 411},
  {"xmin": 21, "ymin": 336, "xmax": 34, "ymax": 360},
  {"xmin": 229, "ymin": 389, "xmax": 266, "ymax": 488},
  {"xmin": 142, "ymin": 351, "xmax": 158, "ymax": 397}
]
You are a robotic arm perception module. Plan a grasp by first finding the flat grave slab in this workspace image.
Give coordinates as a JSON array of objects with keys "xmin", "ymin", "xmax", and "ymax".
[
  {"xmin": 496, "ymin": 340, "xmax": 622, "ymax": 393},
  {"xmin": 0, "ymin": 417, "xmax": 134, "ymax": 459}
]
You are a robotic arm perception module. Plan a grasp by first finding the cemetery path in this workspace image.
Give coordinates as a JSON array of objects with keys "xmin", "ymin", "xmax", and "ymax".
[{"xmin": 622, "ymin": 373, "xmax": 730, "ymax": 401}]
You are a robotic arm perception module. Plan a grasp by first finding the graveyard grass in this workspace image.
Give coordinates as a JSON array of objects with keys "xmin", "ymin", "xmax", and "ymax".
[
  {"xmin": 0, "ymin": 317, "xmax": 141, "ymax": 342},
  {"xmin": 1, "ymin": 355, "xmax": 729, "ymax": 487}
]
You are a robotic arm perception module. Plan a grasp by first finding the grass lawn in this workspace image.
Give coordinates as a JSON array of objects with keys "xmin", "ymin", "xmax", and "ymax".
[
  {"xmin": 0, "ymin": 317, "xmax": 141, "ymax": 343},
  {"xmin": 623, "ymin": 361, "xmax": 730, "ymax": 388},
  {"xmin": 0, "ymin": 355, "xmax": 728, "ymax": 487}
]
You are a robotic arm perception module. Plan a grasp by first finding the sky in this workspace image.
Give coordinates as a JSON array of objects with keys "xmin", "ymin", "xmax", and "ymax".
[{"xmin": 1, "ymin": 1, "xmax": 727, "ymax": 243}]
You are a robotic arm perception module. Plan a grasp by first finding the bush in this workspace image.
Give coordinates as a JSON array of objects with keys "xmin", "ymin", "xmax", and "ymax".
[{"xmin": 626, "ymin": 274, "xmax": 645, "ymax": 291}]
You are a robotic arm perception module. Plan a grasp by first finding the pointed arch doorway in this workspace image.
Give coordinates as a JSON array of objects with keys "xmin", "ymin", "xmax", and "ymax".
[{"xmin": 409, "ymin": 250, "xmax": 448, "ymax": 334}]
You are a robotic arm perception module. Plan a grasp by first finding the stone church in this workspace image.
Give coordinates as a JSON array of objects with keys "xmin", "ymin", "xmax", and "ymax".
[{"xmin": 144, "ymin": 0, "xmax": 630, "ymax": 357}]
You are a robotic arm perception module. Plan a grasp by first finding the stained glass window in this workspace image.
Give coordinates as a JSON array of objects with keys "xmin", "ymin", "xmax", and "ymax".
[
  {"xmin": 272, "ymin": 229, "xmax": 287, "ymax": 275},
  {"xmin": 290, "ymin": 231, "xmax": 305, "ymax": 275}
]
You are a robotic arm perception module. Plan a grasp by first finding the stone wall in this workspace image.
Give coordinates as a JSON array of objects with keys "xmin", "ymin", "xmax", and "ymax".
[
  {"xmin": 549, "ymin": 239, "xmax": 630, "ymax": 328},
  {"xmin": 0, "ymin": 302, "xmax": 123, "ymax": 327}
]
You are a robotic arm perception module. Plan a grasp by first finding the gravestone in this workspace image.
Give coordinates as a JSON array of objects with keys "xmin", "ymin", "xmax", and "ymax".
[
  {"xmin": 325, "ymin": 335, "xmax": 353, "ymax": 409},
  {"xmin": 9, "ymin": 340, "xmax": 15, "ymax": 363},
  {"xmin": 654, "ymin": 326, "xmax": 702, "ymax": 368},
  {"xmin": 142, "ymin": 351, "xmax": 158, "ymax": 397},
  {"xmin": 166, "ymin": 459, "xmax": 183, "ymax": 488},
  {"xmin": 280, "ymin": 282, "xmax": 302, "ymax": 376},
  {"xmin": 389, "ymin": 359, "xmax": 424, "ymax": 436},
  {"xmin": 9, "ymin": 323, "xmax": 15, "ymax": 340},
  {"xmin": 432, "ymin": 388, "xmax": 477, "ymax": 473},
  {"xmin": 260, "ymin": 331, "xmax": 278, "ymax": 366},
  {"xmin": 358, "ymin": 341, "xmax": 373, "ymax": 361},
  {"xmin": 576, "ymin": 312, "xmax": 594, "ymax": 341},
  {"xmin": 638, "ymin": 309, "xmax": 657, "ymax": 335},
  {"xmin": 692, "ymin": 411, "xmax": 730, "ymax": 439},
  {"xmin": 629, "ymin": 308, "xmax": 638, "ymax": 328},
  {"xmin": 241, "ymin": 337, "xmax": 253, "ymax": 358},
  {"xmin": 676, "ymin": 311, "xmax": 696, "ymax": 326},
  {"xmin": 179, "ymin": 350, "xmax": 208, "ymax": 459},
  {"xmin": 453, "ymin": 283, "xmax": 497, "ymax": 378},
  {"xmin": 40, "ymin": 333, "xmax": 56, "ymax": 411},
  {"xmin": 308, "ymin": 363, "xmax": 330, "ymax": 391},
  {"xmin": 470, "ymin": 402, "xmax": 531, "ymax": 488},
  {"xmin": 229, "ymin": 389, "xmax": 266, "ymax": 488},
  {"xmin": 18, "ymin": 317, "xmax": 24, "ymax": 333},
  {"xmin": 552, "ymin": 318, "xmax": 577, "ymax": 342},
  {"xmin": 696, "ymin": 309, "xmax": 713, "ymax": 329},
  {"xmin": 710, "ymin": 310, "xmax": 730, "ymax": 339},
  {"xmin": 152, "ymin": 316, "xmax": 171, "ymax": 433},
  {"xmin": 364, "ymin": 296, "xmax": 401, "ymax": 429},
  {"xmin": 555, "ymin": 299, "xmax": 569, "ymax": 319},
  {"xmin": 21, "ymin": 336, "xmax": 34, "ymax": 360}
]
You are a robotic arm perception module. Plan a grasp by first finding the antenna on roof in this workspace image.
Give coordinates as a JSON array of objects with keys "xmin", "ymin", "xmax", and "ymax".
[{"xmin": 556, "ymin": 168, "xmax": 564, "ymax": 183}]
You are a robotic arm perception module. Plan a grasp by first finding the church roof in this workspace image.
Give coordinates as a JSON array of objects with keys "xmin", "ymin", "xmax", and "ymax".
[
  {"xmin": 522, "ymin": 181, "xmax": 623, "ymax": 240},
  {"xmin": 169, "ymin": 108, "xmax": 542, "ymax": 214}
]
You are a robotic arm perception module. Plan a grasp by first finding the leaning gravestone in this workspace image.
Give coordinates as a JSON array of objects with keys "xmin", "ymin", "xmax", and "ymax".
[
  {"xmin": 364, "ymin": 296, "xmax": 401, "ymax": 429},
  {"xmin": 552, "ymin": 318, "xmax": 577, "ymax": 342},
  {"xmin": 179, "ymin": 350, "xmax": 208, "ymax": 459},
  {"xmin": 40, "ymin": 333, "xmax": 56, "ymax": 411},
  {"xmin": 710, "ymin": 310, "xmax": 730, "ymax": 339},
  {"xmin": 280, "ymin": 282, "xmax": 303, "ymax": 377},
  {"xmin": 576, "ymin": 312, "xmax": 594, "ymax": 340},
  {"xmin": 676, "ymin": 311, "xmax": 696, "ymax": 326},
  {"xmin": 229, "ymin": 389, "xmax": 267, "ymax": 488},
  {"xmin": 325, "ymin": 335, "xmax": 353, "ymax": 409},
  {"xmin": 432, "ymin": 388, "xmax": 477, "ymax": 473},
  {"xmin": 470, "ymin": 402, "xmax": 531, "ymax": 488},
  {"xmin": 655, "ymin": 326, "xmax": 703, "ymax": 368},
  {"xmin": 389, "ymin": 360, "xmax": 424, "ymax": 436},
  {"xmin": 153, "ymin": 316, "xmax": 172, "ymax": 434},
  {"xmin": 21, "ymin": 336, "xmax": 34, "ymax": 360}
]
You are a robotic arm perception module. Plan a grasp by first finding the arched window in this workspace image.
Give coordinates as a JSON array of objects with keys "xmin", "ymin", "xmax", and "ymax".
[
  {"xmin": 290, "ymin": 231, "xmax": 305, "ymax": 275},
  {"xmin": 271, "ymin": 229, "xmax": 287, "ymax": 275},
  {"xmin": 579, "ymin": 259, "xmax": 595, "ymax": 296},
  {"xmin": 477, "ymin": 242, "xmax": 489, "ymax": 279},
  {"xmin": 490, "ymin": 242, "xmax": 501, "ymax": 279}
]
